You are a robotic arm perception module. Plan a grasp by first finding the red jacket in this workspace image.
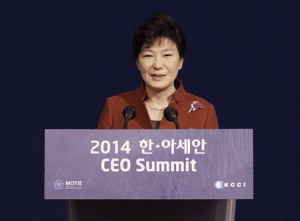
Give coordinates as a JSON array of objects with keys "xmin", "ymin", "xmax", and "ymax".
[{"xmin": 97, "ymin": 79, "xmax": 219, "ymax": 129}]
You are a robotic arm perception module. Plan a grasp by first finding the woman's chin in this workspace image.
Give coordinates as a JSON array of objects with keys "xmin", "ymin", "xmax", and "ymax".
[{"xmin": 146, "ymin": 82, "xmax": 174, "ymax": 93}]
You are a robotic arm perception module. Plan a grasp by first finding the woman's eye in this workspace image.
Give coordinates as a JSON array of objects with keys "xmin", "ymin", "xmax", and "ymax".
[
  {"xmin": 144, "ymin": 55, "xmax": 152, "ymax": 57},
  {"xmin": 164, "ymin": 54, "xmax": 172, "ymax": 57}
]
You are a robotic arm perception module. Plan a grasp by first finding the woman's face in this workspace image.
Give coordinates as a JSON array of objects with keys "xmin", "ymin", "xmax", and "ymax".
[{"xmin": 136, "ymin": 38, "xmax": 183, "ymax": 93}]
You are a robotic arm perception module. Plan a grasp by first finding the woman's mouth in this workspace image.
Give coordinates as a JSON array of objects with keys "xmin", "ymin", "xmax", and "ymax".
[{"xmin": 151, "ymin": 74, "xmax": 165, "ymax": 81}]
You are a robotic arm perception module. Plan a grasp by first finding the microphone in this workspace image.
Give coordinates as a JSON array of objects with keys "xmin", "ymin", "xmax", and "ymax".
[
  {"xmin": 164, "ymin": 107, "xmax": 180, "ymax": 129},
  {"xmin": 123, "ymin": 106, "xmax": 136, "ymax": 129}
]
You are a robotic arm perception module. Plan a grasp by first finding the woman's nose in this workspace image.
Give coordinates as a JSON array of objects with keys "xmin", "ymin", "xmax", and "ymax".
[{"xmin": 153, "ymin": 57, "xmax": 163, "ymax": 69}]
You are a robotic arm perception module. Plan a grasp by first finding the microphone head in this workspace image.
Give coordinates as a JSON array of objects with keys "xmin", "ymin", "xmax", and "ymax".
[
  {"xmin": 123, "ymin": 106, "xmax": 136, "ymax": 121},
  {"xmin": 164, "ymin": 107, "xmax": 178, "ymax": 122}
]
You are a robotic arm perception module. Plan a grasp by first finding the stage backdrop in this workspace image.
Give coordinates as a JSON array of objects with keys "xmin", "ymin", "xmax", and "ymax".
[{"xmin": 2, "ymin": 1, "xmax": 298, "ymax": 220}]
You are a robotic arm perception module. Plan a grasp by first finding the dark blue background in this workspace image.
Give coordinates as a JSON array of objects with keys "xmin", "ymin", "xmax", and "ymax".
[{"xmin": 2, "ymin": 1, "xmax": 299, "ymax": 220}]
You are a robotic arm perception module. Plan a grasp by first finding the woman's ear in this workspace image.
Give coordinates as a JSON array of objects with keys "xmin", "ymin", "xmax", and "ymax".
[
  {"xmin": 136, "ymin": 60, "xmax": 140, "ymax": 70},
  {"xmin": 179, "ymin": 58, "xmax": 184, "ymax": 70}
]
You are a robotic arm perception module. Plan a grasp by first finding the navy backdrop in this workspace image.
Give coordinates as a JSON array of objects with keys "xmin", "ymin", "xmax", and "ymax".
[{"xmin": 2, "ymin": 1, "xmax": 299, "ymax": 220}]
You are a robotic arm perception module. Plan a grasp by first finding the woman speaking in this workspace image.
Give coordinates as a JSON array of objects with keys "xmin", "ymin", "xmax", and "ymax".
[
  {"xmin": 97, "ymin": 13, "xmax": 219, "ymax": 130},
  {"xmin": 72, "ymin": 13, "xmax": 226, "ymax": 221}
]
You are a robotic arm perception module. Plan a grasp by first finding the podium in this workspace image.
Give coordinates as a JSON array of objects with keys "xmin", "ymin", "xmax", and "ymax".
[
  {"xmin": 66, "ymin": 199, "xmax": 236, "ymax": 220},
  {"xmin": 45, "ymin": 129, "xmax": 252, "ymax": 220}
]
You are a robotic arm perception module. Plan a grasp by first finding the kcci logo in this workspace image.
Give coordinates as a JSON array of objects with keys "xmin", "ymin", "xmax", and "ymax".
[{"xmin": 214, "ymin": 181, "xmax": 246, "ymax": 189}]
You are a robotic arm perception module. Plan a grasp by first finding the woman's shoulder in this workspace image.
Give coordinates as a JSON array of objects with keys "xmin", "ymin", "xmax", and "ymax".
[{"xmin": 105, "ymin": 89, "xmax": 142, "ymax": 104}]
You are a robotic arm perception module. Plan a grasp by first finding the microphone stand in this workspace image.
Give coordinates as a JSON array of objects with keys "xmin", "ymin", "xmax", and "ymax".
[
  {"xmin": 123, "ymin": 118, "xmax": 129, "ymax": 129},
  {"xmin": 174, "ymin": 118, "xmax": 180, "ymax": 129},
  {"xmin": 164, "ymin": 107, "xmax": 180, "ymax": 129},
  {"xmin": 122, "ymin": 106, "xmax": 136, "ymax": 129}
]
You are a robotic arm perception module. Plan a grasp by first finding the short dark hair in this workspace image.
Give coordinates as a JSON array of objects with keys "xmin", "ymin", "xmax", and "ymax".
[{"xmin": 132, "ymin": 13, "xmax": 186, "ymax": 60}]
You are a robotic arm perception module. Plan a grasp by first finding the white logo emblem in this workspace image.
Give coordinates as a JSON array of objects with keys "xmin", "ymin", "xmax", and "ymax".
[
  {"xmin": 214, "ymin": 181, "xmax": 223, "ymax": 189},
  {"xmin": 54, "ymin": 180, "xmax": 64, "ymax": 189}
]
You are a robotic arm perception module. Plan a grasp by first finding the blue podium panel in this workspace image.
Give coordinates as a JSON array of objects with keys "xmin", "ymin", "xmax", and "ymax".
[{"xmin": 45, "ymin": 129, "xmax": 253, "ymax": 199}]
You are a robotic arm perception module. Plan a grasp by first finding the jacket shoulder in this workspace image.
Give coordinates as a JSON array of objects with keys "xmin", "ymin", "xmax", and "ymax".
[{"xmin": 106, "ymin": 89, "xmax": 141, "ymax": 104}]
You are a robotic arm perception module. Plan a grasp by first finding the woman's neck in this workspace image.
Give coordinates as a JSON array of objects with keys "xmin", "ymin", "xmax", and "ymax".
[{"xmin": 145, "ymin": 84, "xmax": 176, "ymax": 108}]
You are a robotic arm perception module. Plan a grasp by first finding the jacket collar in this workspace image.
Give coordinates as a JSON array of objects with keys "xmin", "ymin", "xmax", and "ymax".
[{"xmin": 137, "ymin": 79, "xmax": 186, "ymax": 103}]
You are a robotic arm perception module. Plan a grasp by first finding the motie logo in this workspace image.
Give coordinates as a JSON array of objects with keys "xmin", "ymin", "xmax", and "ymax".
[
  {"xmin": 54, "ymin": 180, "xmax": 64, "ymax": 189},
  {"xmin": 214, "ymin": 181, "xmax": 224, "ymax": 189}
]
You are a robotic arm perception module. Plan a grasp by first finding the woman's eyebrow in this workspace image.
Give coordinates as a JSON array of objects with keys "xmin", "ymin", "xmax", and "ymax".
[
  {"xmin": 141, "ymin": 48, "xmax": 174, "ymax": 52},
  {"xmin": 162, "ymin": 48, "xmax": 174, "ymax": 52}
]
